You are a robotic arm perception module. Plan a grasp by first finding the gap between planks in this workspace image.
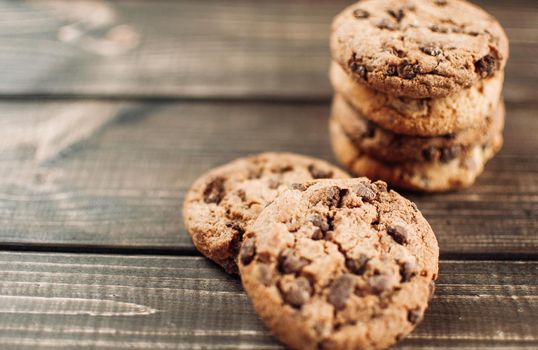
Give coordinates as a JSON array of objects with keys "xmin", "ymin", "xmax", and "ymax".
[{"xmin": 1, "ymin": 243, "xmax": 538, "ymax": 262}]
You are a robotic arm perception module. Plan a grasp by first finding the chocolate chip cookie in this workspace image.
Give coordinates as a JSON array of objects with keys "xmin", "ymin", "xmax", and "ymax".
[
  {"xmin": 330, "ymin": 62, "xmax": 504, "ymax": 136},
  {"xmin": 238, "ymin": 178, "xmax": 439, "ymax": 350},
  {"xmin": 183, "ymin": 152, "xmax": 349, "ymax": 273},
  {"xmin": 331, "ymin": 93, "xmax": 504, "ymax": 164},
  {"xmin": 329, "ymin": 114, "xmax": 504, "ymax": 191},
  {"xmin": 331, "ymin": 0, "xmax": 509, "ymax": 98}
]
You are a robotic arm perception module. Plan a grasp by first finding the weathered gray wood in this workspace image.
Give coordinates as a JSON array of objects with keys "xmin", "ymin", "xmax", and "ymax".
[
  {"xmin": 0, "ymin": 100, "xmax": 536, "ymax": 256},
  {"xmin": 0, "ymin": 0, "xmax": 536, "ymax": 101},
  {"xmin": 0, "ymin": 252, "xmax": 535, "ymax": 349}
]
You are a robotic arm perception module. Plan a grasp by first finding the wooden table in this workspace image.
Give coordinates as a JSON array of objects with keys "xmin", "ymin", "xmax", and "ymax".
[{"xmin": 0, "ymin": 1, "xmax": 536, "ymax": 348}]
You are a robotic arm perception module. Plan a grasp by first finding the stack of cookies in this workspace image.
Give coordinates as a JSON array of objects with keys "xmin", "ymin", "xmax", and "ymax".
[
  {"xmin": 184, "ymin": 152, "xmax": 439, "ymax": 350},
  {"xmin": 329, "ymin": 0, "xmax": 509, "ymax": 192}
]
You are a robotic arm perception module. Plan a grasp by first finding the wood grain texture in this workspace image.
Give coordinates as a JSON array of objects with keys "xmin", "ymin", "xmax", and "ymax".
[
  {"xmin": 0, "ymin": 252, "xmax": 535, "ymax": 349},
  {"xmin": 0, "ymin": 100, "xmax": 535, "ymax": 255},
  {"xmin": 0, "ymin": 0, "xmax": 536, "ymax": 101},
  {"xmin": 0, "ymin": 1, "xmax": 536, "ymax": 349}
]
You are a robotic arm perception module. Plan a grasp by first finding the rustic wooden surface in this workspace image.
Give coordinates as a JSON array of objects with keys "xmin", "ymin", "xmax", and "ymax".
[
  {"xmin": 1, "ymin": 0, "xmax": 537, "ymax": 102},
  {"xmin": 0, "ymin": 0, "xmax": 536, "ymax": 349},
  {"xmin": 0, "ymin": 101, "xmax": 536, "ymax": 257},
  {"xmin": 0, "ymin": 253, "xmax": 536, "ymax": 349}
]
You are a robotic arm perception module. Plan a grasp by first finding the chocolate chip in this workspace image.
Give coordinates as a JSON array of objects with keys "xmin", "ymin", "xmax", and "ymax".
[
  {"xmin": 310, "ymin": 230, "xmax": 322, "ymax": 241},
  {"xmin": 475, "ymin": 54, "xmax": 496, "ymax": 78},
  {"xmin": 280, "ymin": 277, "xmax": 312, "ymax": 308},
  {"xmin": 278, "ymin": 249, "xmax": 308, "ymax": 274},
  {"xmin": 407, "ymin": 309, "xmax": 422, "ymax": 324},
  {"xmin": 291, "ymin": 183, "xmax": 307, "ymax": 191},
  {"xmin": 236, "ymin": 189, "xmax": 246, "ymax": 201},
  {"xmin": 353, "ymin": 9, "xmax": 369, "ymax": 19},
  {"xmin": 467, "ymin": 31, "xmax": 480, "ymax": 36},
  {"xmin": 247, "ymin": 168, "xmax": 262, "ymax": 179},
  {"xmin": 422, "ymin": 146, "xmax": 437, "ymax": 162},
  {"xmin": 350, "ymin": 62, "xmax": 368, "ymax": 80},
  {"xmin": 421, "ymin": 45, "xmax": 443, "ymax": 56},
  {"xmin": 398, "ymin": 63, "xmax": 420, "ymax": 79},
  {"xmin": 389, "ymin": 47, "xmax": 406, "ymax": 58},
  {"xmin": 227, "ymin": 223, "xmax": 245, "ymax": 256},
  {"xmin": 326, "ymin": 216, "xmax": 334, "ymax": 231},
  {"xmin": 324, "ymin": 186, "xmax": 342, "ymax": 207},
  {"xmin": 434, "ymin": 0, "xmax": 448, "ymax": 5},
  {"xmin": 203, "ymin": 177, "xmax": 225, "ymax": 204},
  {"xmin": 328, "ymin": 274, "xmax": 354, "ymax": 310},
  {"xmin": 377, "ymin": 18, "xmax": 396, "ymax": 30},
  {"xmin": 356, "ymin": 183, "xmax": 377, "ymax": 202},
  {"xmin": 364, "ymin": 121, "xmax": 376, "ymax": 138},
  {"xmin": 239, "ymin": 237, "xmax": 256, "ymax": 265},
  {"xmin": 256, "ymin": 263, "xmax": 272, "ymax": 286},
  {"xmin": 346, "ymin": 254, "xmax": 369, "ymax": 275},
  {"xmin": 335, "ymin": 188, "xmax": 350, "ymax": 208},
  {"xmin": 387, "ymin": 8, "xmax": 404, "ymax": 22},
  {"xmin": 387, "ymin": 224, "xmax": 410, "ymax": 245},
  {"xmin": 399, "ymin": 259, "xmax": 417, "ymax": 282},
  {"xmin": 440, "ymin": 145, "xmax": 462, "ymax": 162},
  {"xmin": 308, "ymin": 164, "xmax": 333, "ymax": 179},
  {"xmin": 368, "ymin": 274, "xmax": 392, "ymax": 294},
  {"xmin": 429, "ymin": 24, "xmax": 447, "ymax": 33},
  {"xmin": 278, "ymin": 164, "xmax": 293, "ymax": 173},
  {"xmin": 308, "ymin": 214, "xmax": 330, "ymax": 233},
  {"xmin": 386, "ymin": 65, "xmax": 398, "ymax": 76}
]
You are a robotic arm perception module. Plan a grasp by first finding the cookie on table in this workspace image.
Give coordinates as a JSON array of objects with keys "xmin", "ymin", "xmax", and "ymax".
[
  {"xmin": 329, "ymin": 113, "xmax": 504, "ymax": 192},
  {"xmin": 330, "ymin": 62, "xmax": 504, "ymax": 136},
  {"xmin": 331, "ymin": 93, "xmax": 503, "ymax": 164},
  {"xmin": 238, "ymin": 178, "xmax": 439, "ymax": 350},
  {"xmin": 331, "ymin": 0, "xmax": 509, "ymax": 99},
  {"xmin": 182, "ymin": 152, "xmax": 349, "ymax": 273}
]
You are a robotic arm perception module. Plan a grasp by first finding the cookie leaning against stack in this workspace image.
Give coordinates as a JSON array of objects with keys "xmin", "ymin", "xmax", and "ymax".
[{"xmin": 329, "ymin": 0, "xmax": 509, "ymax": 191}]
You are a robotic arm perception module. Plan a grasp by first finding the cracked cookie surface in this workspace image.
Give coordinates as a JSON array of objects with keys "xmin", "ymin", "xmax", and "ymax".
[
  {"xmin": 331, "ymin": 93, "xmax": 504, "ymax": 164},
  {"xmin": 331, "ymin": 0, "xmax": 509, "ymax": 98},
  {"xmin": 330, "ymin": 62, "xmax": 503, "ymax": 136},
  {"xmin": 182, "ymin": 152, "xmax": 349, "ymax": 273},
  {"xmin": 239, "ymin": 178, "xmax": 439, "ymax": 350},
  {"xmin": 329, "ymin": 112, "xmax": 504, "ymax": 192}
]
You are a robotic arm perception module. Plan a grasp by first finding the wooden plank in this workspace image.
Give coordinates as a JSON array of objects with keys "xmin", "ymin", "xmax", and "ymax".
[
  {"xmin": 0, "ymin": 252, "xmax": 536, "ymax": 349},
  {"xmin": 0, "ymin": 100, "xmax": 536, "ymax": 256},
  {"xmin": 0, "ymin": 0, "xmax": 536, "ymax": 101}
]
